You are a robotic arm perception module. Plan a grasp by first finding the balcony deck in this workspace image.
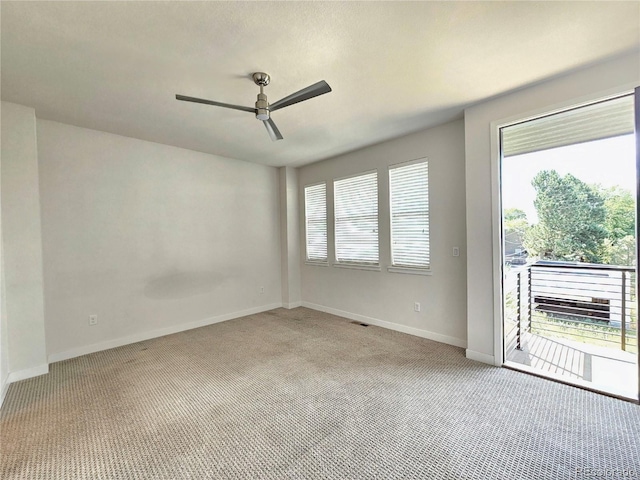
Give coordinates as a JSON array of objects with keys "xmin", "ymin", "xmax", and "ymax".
[{"xmin": 506, "ymin": 331, "xmax": 638, "ymax": 399}]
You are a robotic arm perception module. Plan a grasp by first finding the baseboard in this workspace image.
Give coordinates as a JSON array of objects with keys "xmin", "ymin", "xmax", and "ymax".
[
  {"xmin": 465, "ymin": 349, "xmax": 496, "ymax": 365},
  {"xmin": 0, "ymin": 376, "xmax": 9, "ymax": 409},
  {"xmin": 48, "ymin": 303, "xmax": 283, "ymax": 364},
  {"xmin": 6, "ymin": 363, "xmax": 49, "ymax": 384},
  {"xmin": 302, "ymin": 302, "xmax": 466, "ymax": 349},
  {"xmin": 283, "ymin": 301, "xmax": 302, "ymax": 309}
]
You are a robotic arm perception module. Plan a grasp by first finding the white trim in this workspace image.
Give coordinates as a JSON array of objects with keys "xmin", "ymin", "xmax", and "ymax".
[
  {"xmin": 333, "ymin": 168, "xmax": 378, "ymax": 183},
  {"xmin": 283, "ymin": 301, "xmax": 302, "ymax": 309},
  {"xmin": 333, "ymin": 263, "xmax": 381, "ymax": 272},
  {"xmin": 465, "ymin": 349, "xmax": 497, "ymax": 365},
  {"xmin": 388, "ymin": 156, "xmax": 429, "ymax": 170},
  {"xmin": 302, "ymin": 180, "xmax": 327, "ymax": 189},
  {"xmin": 302, "ymin": 301, "xmax": 466, "ymax": 349},
  {"xmin": 494, "ymin": 87, "xmax": 638, "ymax": 131},
  {"xmin": 304, "ymin": 261, "xmax": 329, "ymax": 267},
  {"xmin": 387, "ymin": 266, "xmax": 432, "ymax": 276},
  {"xmin": 490, "ymin": 118, "xmax": 505, "ymax": 367},
  {"xmin": 0, "ymin": 377, "xmax": 9, "ymax": 409},
  {"xmin": 7, "ymin": 363, "xmax": 49, "ymax": 383},
  {"xmin": 48, "ymin": 303, "xmax": 282, "ymax": 364}
]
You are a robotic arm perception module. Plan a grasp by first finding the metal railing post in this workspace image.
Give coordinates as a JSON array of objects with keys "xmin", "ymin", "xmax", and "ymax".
[
  {"xmin": 527, "ymin": 267, "xmax": 532, "ymax": 334},
  {"xmin": 621, "ymin": 271, "xmax": 627, "ymax": 351},
  {"xmin": 516, "ymin": 271, "xmax": 522, "ymax": 350}
]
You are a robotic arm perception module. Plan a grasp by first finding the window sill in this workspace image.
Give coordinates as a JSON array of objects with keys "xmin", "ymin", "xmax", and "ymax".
[
  {"xmin": 333, "ymin": 263, "xmax": 381, "ymax": 272},
  {"xmin": 387, "ymin": 266, "xmax": 432, "ymax": 276},
  {"xmin": 305, "ymin": 260, "xmax": 329, "ymax": 267}
]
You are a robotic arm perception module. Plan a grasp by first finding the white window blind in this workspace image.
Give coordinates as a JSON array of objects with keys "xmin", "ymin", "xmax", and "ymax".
[
  {"xmin": 304, "ymin": 183, "xmax": 327, "ymax": 262},
  {"xmin": 389, "ymin": 161, "xmax": 430, "ymax": 268},
  {"xmin": 502, "ymin": 94, "xmax": 634, "ymax": 158},
  {"xmin": 334, "ymin": 171, "xmax": 379, "ymax": 264}
]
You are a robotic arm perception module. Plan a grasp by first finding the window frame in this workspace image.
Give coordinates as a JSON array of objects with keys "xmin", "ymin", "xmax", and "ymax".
[
  {"xmin": 388, "ymin": 158, "xmax": 431, "ymax": 275},
  {"xmin": 303, "ymin": 181, "xmax": 328, "ymax": 265},
  {"xmin": 333, "ymin": 170, "xmax": 380, "ymax": 270}
]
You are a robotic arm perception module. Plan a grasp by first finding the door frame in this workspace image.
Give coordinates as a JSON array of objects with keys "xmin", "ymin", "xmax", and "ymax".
[
  {"xmin": 634, "ymin": 86, "xmax": 639, "ymax": 401},
  {"xmin": 489, "ymin": 86, "xmax": 640, "ymax": 402}
]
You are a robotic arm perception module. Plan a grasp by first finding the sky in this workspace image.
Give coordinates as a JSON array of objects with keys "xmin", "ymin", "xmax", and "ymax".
[{"xmin": 502, "ymin": 134, "xmax": 636, "ymax": 224}]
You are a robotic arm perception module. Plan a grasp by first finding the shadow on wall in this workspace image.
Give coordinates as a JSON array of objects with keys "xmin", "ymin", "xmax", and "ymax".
[{"xmin": 144, "ymin": 270, "xmax": 231, "ymax": 299}]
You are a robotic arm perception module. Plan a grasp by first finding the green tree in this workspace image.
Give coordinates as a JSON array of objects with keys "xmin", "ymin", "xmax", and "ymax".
[
  {"xmin": 603, "ymin": 235, "xmax": 635, "ymax": 266},
  {"xmin": 601, "ymin": 186, "xmax": 635, "ymax": 241},
  {"xmin": 504, "ymin": 208, "xmax": 527, "ymax": 222},
  {"xmin": 503, "ymin": 208, "xmax": 529, "ymax": 256},
  {"xmin": 524, "ymin": 170, "xmax": 607, "ymax": 263},
  {"xmin": 598, "ymin": 186, "xmax": 635, "ymax": 265}
]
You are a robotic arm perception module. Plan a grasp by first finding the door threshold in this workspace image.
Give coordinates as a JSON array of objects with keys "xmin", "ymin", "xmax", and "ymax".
[{"xmin": 503, "ymin": 360, "xmax": 639, "ymax": 404}]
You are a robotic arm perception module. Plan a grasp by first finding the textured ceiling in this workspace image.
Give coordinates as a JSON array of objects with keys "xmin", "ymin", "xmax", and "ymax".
[{"xmin": 2, "ymin": 1, "xmax": 639, "ymax": 167}]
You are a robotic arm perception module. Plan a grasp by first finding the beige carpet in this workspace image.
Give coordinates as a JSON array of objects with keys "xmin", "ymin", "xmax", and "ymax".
[{"xmin": 1, "ymin": 307, "xmax": 638, "ymax": 479}]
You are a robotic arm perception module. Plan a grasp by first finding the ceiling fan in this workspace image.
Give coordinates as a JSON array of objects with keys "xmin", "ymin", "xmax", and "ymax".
[{"xmin": 176, "ymin": 73, "xmax": 332, "ymax": 141}]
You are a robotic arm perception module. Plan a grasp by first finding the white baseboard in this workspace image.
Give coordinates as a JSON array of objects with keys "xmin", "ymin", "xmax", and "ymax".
[
  {"xmin": 465, "ymin": 349, "xmax": 496, "ymax": 365},
  {"xmin": 0, "ymin": 376, "xmax": 9, "ymax": 409},
  {"xmin": 0, "ymin": 362, "xmax": 50, "ymax": 409},
  {"xmin": 283, "ymin": 301, "xmax": 302, "ymax": 309},
  {"xmin": 7, "ymin": 363, "xmax": 49, "ymax": 384},
  {"xmin": 302, "ymin": 302, "xmax": 466, "ymax": 349},
  {"xmin": 48, "ymin": 303, "xmax": 283, "ymax": 364}
]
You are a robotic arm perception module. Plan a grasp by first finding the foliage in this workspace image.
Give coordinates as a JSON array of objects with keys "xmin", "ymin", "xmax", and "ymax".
[
  {"xmin": 602, "ymin": 186, "xmax": 635, "ymax": 240},
  {"xmin": 504, "ymin": 208, "xmax": 527, "ymax": 222},
  {"xmin": 603, "ymin": 235, "xmax": 636, "ymax": 266},
  {"xmin": 531, "ymin": 311, "xmax": 637, "ymax": 354},
  {"xmin": 523, "ymin": 171, "xmax": 607, "ymax": 263},
  {"xmin": 504, "ymin": 208, "xmax": 529, "ymax": 255},
  {"xmin": 600, "ymin": 187, "xmax": 636, "ymax": 265}
]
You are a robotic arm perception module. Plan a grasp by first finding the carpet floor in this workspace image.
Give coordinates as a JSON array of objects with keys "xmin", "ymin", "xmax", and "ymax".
[{"xmin": 1, "ymin": 307, "xmax": 638, "ymax": 479}]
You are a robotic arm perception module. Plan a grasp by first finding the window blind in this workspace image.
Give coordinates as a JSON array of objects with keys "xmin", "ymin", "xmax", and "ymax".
[
  {"xmin": 502, "ymin": 94, "xmax": 634, "ymax": 158},
  {"xmin": 334, "ymin": 171, "xmax": 379, "ymax": 264},
  {"xmin": 389, "ymin": 161, "xmax": 430, "ymax": 268},
  {"xmin": 304, "ymin": 183, "xmax": 327, "ymax": 262}
]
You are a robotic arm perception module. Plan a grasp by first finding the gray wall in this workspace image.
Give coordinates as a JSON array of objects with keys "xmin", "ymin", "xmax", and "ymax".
[
  {"xmin": 0, "ymin": 102, "xmax": 48, "ymax": 383},
  {"xmin": 279, "ymin": 167, "xmax": 301, "ymax": 308},
  {"xmin": 298, "ymin": 120, "xmax": 467, "ymax": 347},
  {"xmin": 37, "ymin": 120, "xmax": 282, "ymax": 360}
]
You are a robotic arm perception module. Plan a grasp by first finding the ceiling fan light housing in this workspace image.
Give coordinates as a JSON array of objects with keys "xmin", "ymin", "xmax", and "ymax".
[{"xmin": 256, "ymin": 92, "xmax": 269, "ymax": 120}]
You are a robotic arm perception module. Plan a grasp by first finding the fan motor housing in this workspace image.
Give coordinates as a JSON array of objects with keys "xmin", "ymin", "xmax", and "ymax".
[{"xmin": 256, "ymin": 93, "xmax": 269, "ymax": 120}]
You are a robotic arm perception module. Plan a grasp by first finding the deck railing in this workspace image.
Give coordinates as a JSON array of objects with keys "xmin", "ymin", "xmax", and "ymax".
[{"xmin": 505, "ymin": 262, "xmax": 638, "ymax": 354}]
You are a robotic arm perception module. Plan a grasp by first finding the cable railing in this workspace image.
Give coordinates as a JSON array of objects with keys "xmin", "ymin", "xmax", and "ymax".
[{"xmin": 506, "ymin": 261, "xmax": 637, "ymax": 354}]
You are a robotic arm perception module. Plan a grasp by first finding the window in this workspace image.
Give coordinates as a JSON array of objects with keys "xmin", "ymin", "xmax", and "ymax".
[
  {"xmin": 389, "ymin": 160, "xmax": 430, "ymax": 270},
  {"xmin": 304, "ymin": 183, "xmax": 327, "ymax": 262},
  {"xmin": 334, "ymin": 171, "xmax": 379, "ymax": 265}
]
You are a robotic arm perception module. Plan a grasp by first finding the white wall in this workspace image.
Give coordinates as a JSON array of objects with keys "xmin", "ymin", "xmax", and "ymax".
[
  {"xmin": 0, "ymin": 240, "xmax": 8, "ymax": 406},
  {"xmin": 279, "ymin": 167, "xmax": 301, "ymax": 308},
  {"xmin": 0, "ymin": 102, "xmax": 48, "ymax": 382},
  {"xmin": 37, "ymin": 120, "xmax": 282, "ymax": 360},
  {"xmin": 0, "ymin": 128, "xmax": 8, "ymax": 406},
  {"xmin": 464, "ymin": 52, "xmax": 640, "ymax": 363},
  {"xmin": 298, "ymin": 120, "xmax": 467, "ymax": 347}
]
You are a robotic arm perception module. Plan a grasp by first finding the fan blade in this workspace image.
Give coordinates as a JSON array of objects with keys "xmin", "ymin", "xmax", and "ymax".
[
  {"xmin": 263, "ymin": 118, "xmax": 283, "ymax": 141},
  {"xmin": 268, "ymin": 80, "xmax": 332, "ymax": 112},
  {"xmin": 176, "ymin": 94, "xmax": 255, "ymax": 113}
]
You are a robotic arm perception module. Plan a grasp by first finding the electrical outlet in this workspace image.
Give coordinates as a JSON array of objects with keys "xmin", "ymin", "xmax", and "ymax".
[
  {"xmin": 88, "ymin": 314, "xmax": 98, "ymax": 326},
  {"xmin": 453, "ymin": 247, "xmax": 460, "ymax": 257},
  {"xmin": 414, "ymin": 302, "xmax": 421, "ymax": 312},
  {"xmin": 260, "ymin": 286, "xmax": 265, "ymax": 294}
]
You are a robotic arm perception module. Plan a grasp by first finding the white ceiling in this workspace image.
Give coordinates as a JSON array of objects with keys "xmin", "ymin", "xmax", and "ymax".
[{"xmin": 2, "ymin": 2, "xmax": 639, "ymax": 167}]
